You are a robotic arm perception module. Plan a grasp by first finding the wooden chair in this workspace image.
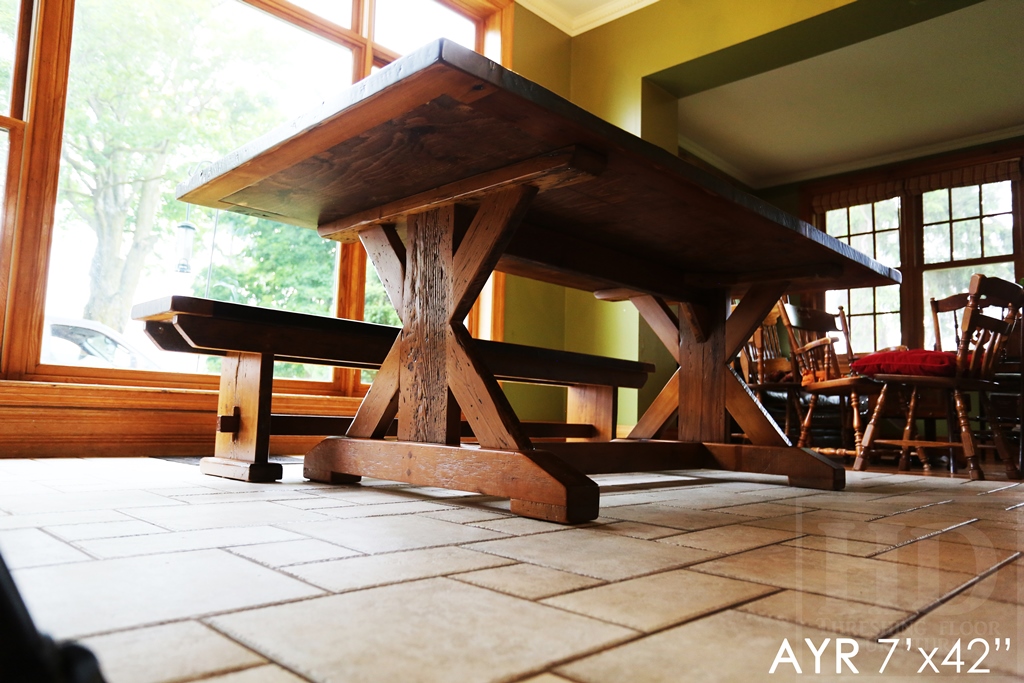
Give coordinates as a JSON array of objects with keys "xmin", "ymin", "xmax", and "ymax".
[
  {"xmin": 860, "ymin": 274, "xmax": 1023, "ymax": 480},
  {"xmin": 740, "ymin": 303, "xmax": 802, "ymax": 440},
  {"xmin": 779, "ymin": 301, "xmax": 880, "ymax": 458}
]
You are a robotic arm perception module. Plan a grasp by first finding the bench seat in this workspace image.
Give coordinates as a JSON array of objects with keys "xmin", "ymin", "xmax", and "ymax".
[{"xmin": 132, "ymin": 295, "xmax": 654, "ymax": 481}]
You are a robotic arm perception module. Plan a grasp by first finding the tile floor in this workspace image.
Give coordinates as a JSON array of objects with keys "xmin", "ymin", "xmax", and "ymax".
[{"xmin": 2, "ymin": 457, "xmax": 1023, "ymax": 682}]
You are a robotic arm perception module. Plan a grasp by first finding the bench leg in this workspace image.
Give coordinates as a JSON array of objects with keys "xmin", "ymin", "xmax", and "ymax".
[
  {"xmin": 201, "ymin": 351, "xmax": 283, "ymax": 482},
  {"xmin": 567, "ymin": 385, "xmax": 616, "ymax": 441}
]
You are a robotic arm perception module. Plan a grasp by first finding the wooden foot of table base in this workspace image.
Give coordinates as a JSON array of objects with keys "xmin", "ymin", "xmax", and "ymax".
[
  {"xmin": 303, "ymin": 438, "xmax": 599, "ymax": 523},
  {"xmin": 704, "ymin": 444, "xmax": 846, "ymax": 491},
  {"xmin": 199, "ymin": 457, "xmax": 283, "ymax": 482}
]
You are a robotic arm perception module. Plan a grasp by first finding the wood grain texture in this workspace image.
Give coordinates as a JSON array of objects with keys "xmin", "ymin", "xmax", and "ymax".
[
  {"xmin": 303, "ymin": 437, "xmax": 599, "ymax": 523},
  {"xmin": 347, "ymin": 340, "xmax": 401, "ymax": 439},
  {"xmin": 213, "ymin": 352, "xmax": 274, "ymax": 464},
  {"xmin": 724, "ymin": 367, "xmax": 789, "ymax": 447},
  {"xmin": 319, "ymin": 146, "xmax": 597, "ymax": 239},
  {"xmin": 705, "ymin": 443, "xmax": 845, "ymax": 491},
  {"xmin": 677, "ymin": 291, "xmax": 728, "ymax": 442},
  {"xmin": 724, "ymin": 281, "xmax": 790, "ymax": 360},
  {"xmin": 566, "ymin": 385, "xmax": 615, "ymax": 442},
  {"xmin": 359, "ymin": 224, "xmax": 406, "ymax": 317},
  {"xmin": 631, "ymin": 295, "xmax": 680, "ymax": 364},
  {"xmin": 399, "ymin": 206, "xmax": 455, "ymax": 444},
  {"xmin": 628, "ymin": 368, "xmax": 680, "ymax": 439},
  {"xmin": 451, "ymin": 185, "xmax": 536, "ymax": 320},
  {"xmin": 447, "ymin": 324, "xmax": 531, "ymax": 450}
]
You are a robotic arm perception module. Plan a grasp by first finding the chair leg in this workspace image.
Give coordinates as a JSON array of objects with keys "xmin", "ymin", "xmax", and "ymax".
[
  {"xmin": 980, "ymin": 392, "xmax": 1023, "ymax": 480},
  {"xmin": 898, "ymin": 388, "xmax": 919, "ymax": 472},
  {"xmin": 857, "ymin": 384, "xmax": 888, "ymax": 471},
  {"xmin": 955, "ymin": 389, "xmax": 984, "ymax": 480},
  {"xmin": 850, "ymin": 390, "xmax": 864, "ymax": 463},
  {"xmin": 797, "ymin": 394, "xmax": 818, "ymax": 448}
]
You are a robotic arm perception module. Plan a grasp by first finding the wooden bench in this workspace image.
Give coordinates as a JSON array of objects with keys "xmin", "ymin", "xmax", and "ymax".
[{"xmin": 131, "ymin": 295, "xmax": 654, "ymax": 481}]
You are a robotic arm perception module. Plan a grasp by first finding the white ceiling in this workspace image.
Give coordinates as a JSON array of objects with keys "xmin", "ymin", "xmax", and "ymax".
[
  {"xmin": 675, "ymin": 0, "xmax": 1024, "ymax": 188},
  {"xmin": 515, "ymin": 0, "xmax": 657, "ymax": 36}
]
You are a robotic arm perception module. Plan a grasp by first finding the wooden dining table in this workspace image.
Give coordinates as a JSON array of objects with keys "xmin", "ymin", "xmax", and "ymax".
[{"xmin": 176, "ymin": 39, "xmax": 901, "ymax": 523}]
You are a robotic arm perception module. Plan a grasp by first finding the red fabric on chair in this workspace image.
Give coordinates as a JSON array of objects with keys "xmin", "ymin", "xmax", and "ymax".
[{"xmin": 851, "ymin": 349, "xmax": 958, "ymax": 377}]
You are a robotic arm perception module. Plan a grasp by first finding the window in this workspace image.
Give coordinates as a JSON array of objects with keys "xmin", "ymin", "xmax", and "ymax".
[
  {"xmin": 809, "ymin": 155, "xmax": 1022, "ymax": 353},
  {"xmin": 1, "ymin": 0, "xmax": 497, "ymax": 392},
  {"xmin": 824, "ymin": 198, "xmax": 902, "ymax": 353}
]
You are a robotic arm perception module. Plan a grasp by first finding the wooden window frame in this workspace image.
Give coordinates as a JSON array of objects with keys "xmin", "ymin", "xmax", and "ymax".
[{"xmin": 802, "ymin": 141, "xmax": 1024, "ymax": 352}]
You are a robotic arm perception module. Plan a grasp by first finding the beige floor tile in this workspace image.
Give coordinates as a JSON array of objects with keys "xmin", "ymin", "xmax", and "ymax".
[
  {"xmin": 12, "ymin": 549, "xmax": 323, "ymax": 639},
  {"xmin": 0, "ymin": 490, "xmax": 183, "ymax": 514},
  {"xmin": 469, "ymin": 516, "xmax": 565, "ymax": 536},
  {"xmin": 208, "ymin": 578, "xmax": 635, "ymax": 683},
  {"xmin": 284, "ymin": 546, "xmax": 514, "ymax": 592},
  {"xmin": 76, "ymin": 526, "xmax": 305, "ymax": 559},
  {"xmin": 894, "ymin": 594, "xmax": 1024, "ymax": 676},
  {"xmin": 556, "ymin": 610, "xmax": 839, "ymax": 682},
  {"xmin": 737, "ymin": 590, "xmax": 912, "ymax": 639},
  {"xmin": 314, "ymin": 500, "xmax": 453, "ymax": 518},
  {"xmin": 228, "ymin": 539, "xmax": 363, "ymax": 568},
  {"xmin": 542, "ymin": 568, "xmax": 776, "ymax": 632},
  {"xmin": 271, "ymin": 497, "xmax": 361, "ymax": 510},
  {"xmin": 747, "ymin": 512, "xmax": 947, "ymax": 547},
  {"xmin": 124, "ymin": 501, "xmax": 331, "ymax": 531},
  {"xmin": 693, "ymin": 544, "xmax": 974, "ymax": 612},
  {"xmin": 454, "ymin": 562, "xmax": 604, "ymax": 599},
  {"xmin": 0, "ymin": 527, "xmax": 91, "ymax": 568},
  {"xmin": 601, "ymin": 503, "xmax": 746, "ymax": 530},
  {"xmin": 711, "ymin": 502, "xmax": 806, "ymax": 518},
  {"xmin": 165, "ymin": 490, "xmax": 320, "ymax": 504},
  {"xmin": 589, "ymin": 521, "xmax": 683, "ymax": 540},
  {"xmin": 781, "ymin": 535, "xmax": 890, "ymax": 557},
  {"xmin": 419, "ymin": 507, "xmax": 510, "ymax": 524},
  {"xmin": 516, "ymin": 675, "xmax": 575, "ymax": 683},
  {"xmin": 658, "ymin": 524, "xmax": 801, "ymax": 554},
  {"xmin": 467, "ymin": 528, "xmax": 717, "ymax": 581},
  {"xmin": 932, "ymin": 520, "xmax": 1024, "ymax": 552},
  {"xmin": 0, "ymin": 509, "xmax": 134, "ymax": 531},
  {"xmin": 80, "ymin": 621, "xmax": 265, "ymax": 683},
  {"xmin": 280, "ymin": 515, "xmax": 506, "ymax": 554},
  {"xmin": 875, "ymin": 537, "xmax": 1017, "ymax": 574},
  {"xmin": 199, "ymin": 665, "xmax": 309, "ymax": 683},
  {"xmin": 44, "ymin": 519, "xmax": 168, "ymax": 541},
  {"xmin": 964, "ymin": 560, "xmax": 1024, "ymax": 606}
]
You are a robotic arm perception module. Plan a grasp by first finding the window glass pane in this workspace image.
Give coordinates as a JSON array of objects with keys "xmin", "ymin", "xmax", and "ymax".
[
  {"xmin": 983, "ymin": 214, "xmax": 1013, "ymax": 257},
  {"xmin": 923, "ymin": 223, "xmax": 950, "ymax": 264},
  {"xmin": 825, "ymin": 208, "xmax": 848, "ymax": 238},
  {"xmin": 849, "ymin": 287, "xmax": 873, "ymax": 315},
  {"xmin": 874, "ymin": 197, "xmax": 899, "ymax": 230},
  {"xmin": 875, "ymin": 312, "xmax": 901, "ymax": 349},
  {"xmin": 951, "ymin": 218, "xmax": 981, "ymax": 261},
  {"xmin": 921, "ymin": 261, "xmax": 1016, "ymax": 351},
  {"xmin": 45, "ymin": 0, "xmax": 355, "ymax": 376},
  {"xmin": 922, "ymin": 189, "xmax": 949, "ymax": 224},
  {"xmin": 951, "ymin": 185, "xmax": 979, "ymax": 220},
  {"xmin": 982, "ymin": 180, "xmax": 1012, "ymax": 215},
  {"xmin": 875, "ymin": 284, "xmax": 900, "ymax": 313},
  {"xmin": 0, "ymin": 0, "xmax": 18, "ymax": 115},
  {"xmin": 849, "ymin": 316, "xmax": 874, "ymax": 356},
  {"xmin": 875, "ymin": 230, "xmax": 900, "ymax": 267},
  {"xmin": 825, "ymin": 289, "xmax": 848, "ymax": 313},
  {"xmin": 850, "ymin": 233, "xmax": 873, "ymax": 259},
  {"xmin": 374, "ymin": 0, "xmax": 476, "ymax": 56},
  {"xmin": 848, "ymin": 203, "xmax": 871, "ymax": 234},
  {"xmin": 291, "ymin": 0, "xmax": 353, "ymax": 29}
]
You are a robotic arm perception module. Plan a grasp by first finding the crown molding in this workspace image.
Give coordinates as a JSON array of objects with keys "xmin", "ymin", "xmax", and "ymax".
[{"xmin": 516, "ymin": 0, "xmax": 660, "ymax": 37}]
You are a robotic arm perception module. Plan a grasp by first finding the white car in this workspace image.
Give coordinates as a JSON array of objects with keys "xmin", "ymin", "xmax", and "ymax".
[{"xmin": 41, "ymin": 317, "xmax": 163, "ymax": 371}]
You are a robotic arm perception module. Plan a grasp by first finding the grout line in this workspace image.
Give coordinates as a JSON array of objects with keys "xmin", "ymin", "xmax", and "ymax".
[
  {"xmin": 865, "ymin": 499, "xmax": 953, "ymax": 522},
  {"xmin": 1004, "ymin": 500, "xmax": 1024, "ymax": 511},
  {"xmin": 875, "ymin": 551, "xmax": 1023, "ymax": 640},
  {"xmin": 977, "ymin": 482, "xmax": 1022, "ymax": 495},
  {"xmin": 864, "ymin": 518, "xmax": 980, "ymax": 558}
]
